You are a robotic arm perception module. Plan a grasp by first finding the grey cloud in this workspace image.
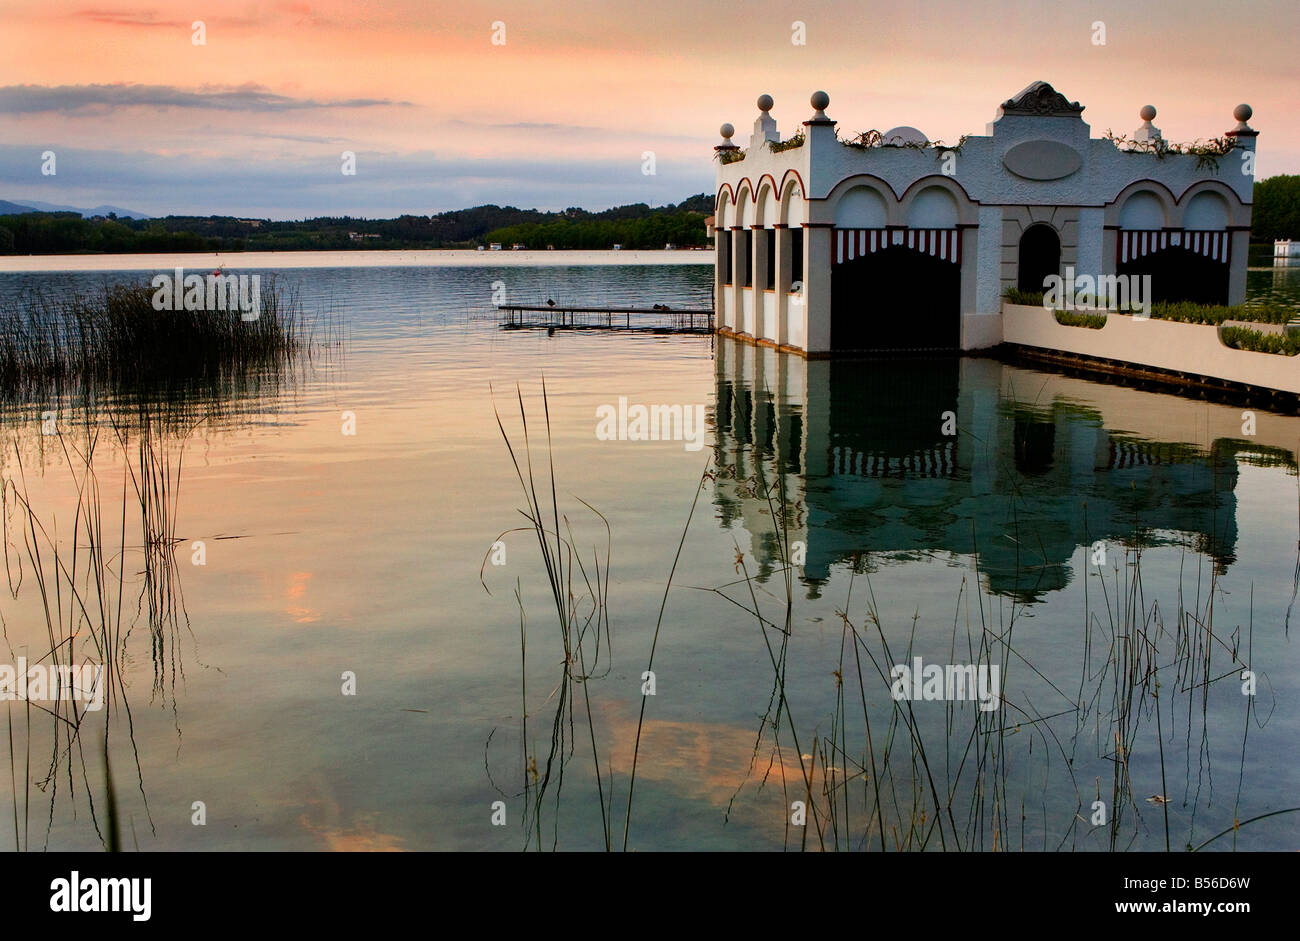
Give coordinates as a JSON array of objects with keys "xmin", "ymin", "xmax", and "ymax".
[{"xmin": 0, "ymin": 83, "xmax": 413, "ymax": 115}]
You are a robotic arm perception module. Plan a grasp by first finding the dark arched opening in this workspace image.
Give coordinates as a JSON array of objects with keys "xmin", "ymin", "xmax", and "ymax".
[
  {"xmin": 1117, "ymin": 248, "xmax": 1229, "ymax": 306},
  {"xmin": 1017, "ymin": 224, "xmax": 1061, "ymax": 294},
  {"xmin": 831, "ymin": 244, "xmax": 960, "ymax": 352}
]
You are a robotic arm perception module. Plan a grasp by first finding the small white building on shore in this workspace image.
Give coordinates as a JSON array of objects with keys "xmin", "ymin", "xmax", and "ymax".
[
  {"xmin": 1276, "ymin": 239, "xmax": 1300, "ymax": 258},
  {"xmin": 712, "ymin": 82, "xmax": 1258, "ymax": 355}
]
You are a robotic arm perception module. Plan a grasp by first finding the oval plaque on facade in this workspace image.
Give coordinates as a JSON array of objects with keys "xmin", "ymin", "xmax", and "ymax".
[{"xmin": 1002, "ymin": 139, "xmax": 1082, "ymax": 180}]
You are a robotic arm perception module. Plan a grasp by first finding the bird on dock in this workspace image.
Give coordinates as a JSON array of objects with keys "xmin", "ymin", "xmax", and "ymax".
[{"xmin": 546, "ymin": 298, "xmax": 556, "ymax": 307}]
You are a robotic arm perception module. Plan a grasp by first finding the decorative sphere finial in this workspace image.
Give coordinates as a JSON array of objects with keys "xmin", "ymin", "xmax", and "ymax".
[
  {"xmin": 757, "ymin": 94, "xmax": 774, "ymax": 113},
  {"xmin": 1139, "ymin": 105, "xmax": 1156, "ymax": 122},
  {"xmin": 811, "ymin": 90, "xmax": 830, "ymax": 111},
  {"xmin": 1234, "ymin": 103, "xmax": 1253, "ymax": 123},
  {"xmin": 720, "ymin": 122, "xmax": 735, "ymax": 140}
]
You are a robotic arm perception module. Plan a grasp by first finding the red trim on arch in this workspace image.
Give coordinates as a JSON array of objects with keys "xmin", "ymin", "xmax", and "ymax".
[{"xmin": 778, "ymin": 168, "xmax": 808, "ymax": 200}]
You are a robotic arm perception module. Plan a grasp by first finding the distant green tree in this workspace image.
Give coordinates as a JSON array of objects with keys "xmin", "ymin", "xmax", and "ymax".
[
  {"xmin": 1252, "ymin": 175, "xmax": 1300, "ymax": 241},
  {"xmin": 0, "ymin": 196, "xmax": 713, "ymax": 254}
]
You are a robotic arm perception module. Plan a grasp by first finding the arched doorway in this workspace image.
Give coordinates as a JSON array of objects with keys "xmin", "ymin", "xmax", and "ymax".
[
  {"xmin": 831, "ymin": 242, "xmax": 960, "ymax": 352},
  {"xmin": 1017, "ymin": 224, "xmax": 1060, "ymax": 293}
]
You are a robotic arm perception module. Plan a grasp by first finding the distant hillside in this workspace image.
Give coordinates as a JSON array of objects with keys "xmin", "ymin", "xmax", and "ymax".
[
  {"xmin": 0, "ymin": 194, "xmax": 715, "ymax": 254},
  {"xmin": 0, "ymin": 199, "xmax": 150, "ymax": 219},
  {"xmin": 481, "ymin": 195, "xmax": 714, "ymax": 250}
]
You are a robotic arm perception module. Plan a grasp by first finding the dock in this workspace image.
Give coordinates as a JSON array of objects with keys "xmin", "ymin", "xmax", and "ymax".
[{"xmin": 498, "ymin": 304, "xmax": 715, "ymax": 334}]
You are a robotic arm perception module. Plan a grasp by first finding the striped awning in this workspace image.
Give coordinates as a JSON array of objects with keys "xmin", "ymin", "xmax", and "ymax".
[
  {"xmin": 1118, "ymin": 229, "xmax": 1230, "ymax": 264},
  {"xmin": 831, "ymin": 443, "xmax": 957, "ymax": 478},
  {"xmin": 835, "ymin": 228, "xmax": 961, "ymax": 265}
]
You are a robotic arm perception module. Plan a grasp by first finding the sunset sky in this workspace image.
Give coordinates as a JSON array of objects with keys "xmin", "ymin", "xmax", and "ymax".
[{"xmin": 0, "ymin": 0, "xmax": 1295, "ymax": 219}]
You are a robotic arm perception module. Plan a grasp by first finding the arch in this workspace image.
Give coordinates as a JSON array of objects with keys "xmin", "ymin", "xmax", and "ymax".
[
  {"xmin": 1182, "ymin": 190, "xmax": 1230, "ymax": 230},
  {"xmin": 736, "ymin": 182, "xmax": 755, "ymax": 228},
  {"xmin": 779, "ymin": 177, "xmax": 805, "ymax": 227},
  {"xmin": 754, "ymin": 174, "xmax": 780, "ymax": 201},
  {"xmin": 905, "ymin": 186, "xmax": 959, "ymax": 229},
  {"xmin": 834, "ymin": 186, "xmax": 889, "ymax": 228},
  {"xmin": 1118, "ymin": 191, "xmax": 1166, "ymax": 229},
  {"xmin": 755, "ymin": 180, "xmax": 779, "ymax": 227},
  {"xmin": 1176, "ymin": 179, "xmax": 1249, "ymax": 228},
  {"xmin": 1017, "ymin": 223, "xmax": 1061, "ymax": 293},
  {"xmin": 1117, "ymin": 181, "xmax": 1231, "ymax": 304},
  {"xmin": 1176, "ymin": 178, "xmax": 1243, "ymax": 207},
  {"xmin": 824, "ymin": 175, "xmax": 899, "ymax": 227},
  {"xmin": 714, "ymin": 188, "xmax": 733, "ymax": 229},
  {"xmin": 715, "ymin": 183, "xmax": 735, "ymax": 212},
  {"xmin": 778, "ymin": 168, "xmax": 807, "ymax": 201},
  {"xmin": 897, "ymin": 175, "xmax": 978, "ymax": 227},
  {"xmin": 1107, "ymin": 180, "xmax": 1176, "ymax": 228}
]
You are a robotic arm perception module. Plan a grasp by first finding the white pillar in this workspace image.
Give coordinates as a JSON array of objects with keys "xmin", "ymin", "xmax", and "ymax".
[
  {"xmin": 804, "ymin": 225, "xmax": 833, "ymax": 353},
  {"xmin": 775, "ymin": 225, "xmax": 793, "ymax": 347}
]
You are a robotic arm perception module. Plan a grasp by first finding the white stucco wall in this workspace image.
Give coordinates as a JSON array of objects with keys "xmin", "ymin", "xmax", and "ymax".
[
  {"xmin": 1003, "ymin": 303, "xmax": 1299, "ymax": 394},
  {"xmin": 1075, "ymin": 207, "xmax": 1105, "ymax": 279}
]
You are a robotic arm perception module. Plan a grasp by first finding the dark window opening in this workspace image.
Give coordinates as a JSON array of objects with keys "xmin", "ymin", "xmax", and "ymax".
[
  {"xmin": 720, "ymin": 231, "xmax": 732, "ymax": 285},
  {"xmin": 742, "ymin": 231, "xmax": 753, "ymax": 287},
  {"xmin": 765, "ymin": 229, "xmax": 776, "ymax": 290}
]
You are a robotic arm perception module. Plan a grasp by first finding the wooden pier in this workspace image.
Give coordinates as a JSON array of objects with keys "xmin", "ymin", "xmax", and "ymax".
[{"xmin": 498, "ymin": 304, "xmax": 715, "ymax": 334}]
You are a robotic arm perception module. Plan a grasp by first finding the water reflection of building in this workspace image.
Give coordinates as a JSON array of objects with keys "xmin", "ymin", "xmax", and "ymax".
[{"xmin": 713, "ymin": 338, "xmax": 1298, "ymax": 600}]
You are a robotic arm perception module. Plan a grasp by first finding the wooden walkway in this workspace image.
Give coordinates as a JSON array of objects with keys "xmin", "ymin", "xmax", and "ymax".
[{"xmin": 498, "ymin": 304, "xmax": 714, "ymax": 334}]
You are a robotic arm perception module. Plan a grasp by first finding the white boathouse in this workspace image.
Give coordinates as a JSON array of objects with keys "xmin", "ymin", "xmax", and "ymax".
[{"xmin": 712, "ymin": 82, "xmax": 1258, "ymax": 355}]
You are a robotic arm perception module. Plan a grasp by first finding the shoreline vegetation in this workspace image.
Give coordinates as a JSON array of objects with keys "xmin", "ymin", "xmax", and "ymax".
[
  {"xmin": 0, "ymin": 278, "xmax": 335, "ymax": 427},
  {"xmin": 0, "ymin": 195, "xmax": 714, "ymax": 256}
]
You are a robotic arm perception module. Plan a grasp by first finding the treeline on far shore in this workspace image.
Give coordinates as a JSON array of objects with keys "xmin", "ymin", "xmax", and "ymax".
[
  {"xmin": 0, "ymin": 193, "xmax": 713, "ymax": 255},
  {"xmin": 3, "ymin": 175, "xmax": 1298, "ymax": 255}
]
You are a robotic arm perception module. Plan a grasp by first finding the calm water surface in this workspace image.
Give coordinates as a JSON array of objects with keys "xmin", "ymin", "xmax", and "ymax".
[{"xmin": 0, "ymin": 261, "xmax": 1296, "ymax": 851}]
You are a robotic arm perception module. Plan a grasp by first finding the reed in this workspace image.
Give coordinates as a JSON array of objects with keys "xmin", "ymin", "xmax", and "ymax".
[
  {"xmin": 0, "ymin": 417, "xmax": 197, "ymax": 849},
  {"xmin": 482, "ymin": 367, "xmax": 1299, "ymax": 851}
]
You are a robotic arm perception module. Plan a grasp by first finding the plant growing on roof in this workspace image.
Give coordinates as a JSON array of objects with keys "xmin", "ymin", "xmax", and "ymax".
[
  {"xmin": 838, "ymin": 129, "xmax": 967, "ymax": 160},
  {"xmin": 1103, "ymin": 131, "xmax": 1239, "ymax": 173}
]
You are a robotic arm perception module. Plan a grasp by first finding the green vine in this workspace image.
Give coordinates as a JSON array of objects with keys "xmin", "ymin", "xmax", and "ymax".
[
  {"xmin": 839, "ymin": 129, "xmax": 967, "ymax": 160},
  {"xmin": 715, "ymin": 148, "xmax": 746, "ymax": 165},
  {"xmin": 1103, "ymin": 131, "xmax": 1239, "ymax": 173},
  {"xmin": 769, "ymin": 132, "xmax": 805, "ymax": 154}
]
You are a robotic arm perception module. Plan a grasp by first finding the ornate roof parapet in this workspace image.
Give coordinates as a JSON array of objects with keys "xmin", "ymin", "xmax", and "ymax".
[{"xmin": 997, "ymin": 81, "xmax": 1084, "ymax": 118}]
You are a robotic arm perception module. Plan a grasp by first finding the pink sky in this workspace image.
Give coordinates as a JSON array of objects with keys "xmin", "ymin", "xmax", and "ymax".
[{"xmin": 0, "ymin": 0, "xmax": 1295, "ymax": 217}]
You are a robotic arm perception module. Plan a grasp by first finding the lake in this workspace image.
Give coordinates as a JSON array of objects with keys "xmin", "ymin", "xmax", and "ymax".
[{"xmin": 0, "ymin": 259, "xmax": 1296, "ymax": 851}]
